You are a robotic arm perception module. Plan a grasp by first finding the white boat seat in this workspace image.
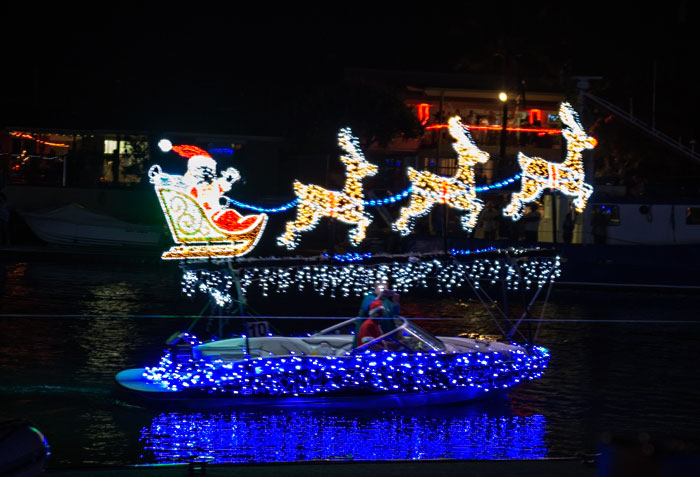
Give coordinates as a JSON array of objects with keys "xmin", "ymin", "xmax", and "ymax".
[
  {"xmin": 301, "ymin": 336, "xmax": 354, "ymax": 356},
  {"xmin": 196, "ymin": 336, "xmax": 354, "ymax": 361}
]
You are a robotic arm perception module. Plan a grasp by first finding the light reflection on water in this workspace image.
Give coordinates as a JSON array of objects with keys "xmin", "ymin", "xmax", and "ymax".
[
  {"xmin": 84, "ymin": 282, "xmax": 142, "ymax": 317},
  {"xmin": 140, "ymin": 409, "xmax": 547, "ymax": 463},
  {"xmin": 76, "ymin": 317, "xmax": 138, "ymax": 382}
]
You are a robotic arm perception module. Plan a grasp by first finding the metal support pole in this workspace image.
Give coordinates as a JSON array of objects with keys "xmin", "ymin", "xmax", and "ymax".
[
  {"xmin": 62, "ymin": 155, "xmax": 67, "ymax": 187},
  {"xmin": 500, "ymin": 101, "xmax": 508, "ymax": 159},
  {"xmin": 218, "ymin": 304, "xmax": 223, "ymax": 339},
  {"xmin": 229, "ymin": 266, "xmax": 250, "ymax": 359},
  {"xmin": 652, "ymin": 60, "xmax": 657, "ymax": 130},
  {"xmin": 443, "ymin": 205, "xmax": 448, "ymax": 254},
  {"xmin": 436, "ymin": 90, "xmax": 444, "ymax": 168},
  {"xmin": 464, "ymin": 274, "xmax": 507, "ymax": 338},
  {"xmin": 501, "ymin": 272, "xmax": 510, "ymax": 335},
  {"xmin": 551, "ymin": 192, "xmax": 558, "ymax": 244},
  {"xmin": 438, "ymin": 90, "xmax": 446, "ymax": 244},
  {"xmin": 534, "ymin": 278, "xmax": 555, "ymax": 343},
  {"xmin": 507, "ymin": 261, "xmax": 558, "ymax": 343}
]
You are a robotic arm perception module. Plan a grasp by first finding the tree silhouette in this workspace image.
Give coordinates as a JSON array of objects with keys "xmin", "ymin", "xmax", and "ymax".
[{"xmin": 283, "ymin": 79, "xmax": 424, "ymax": 154}]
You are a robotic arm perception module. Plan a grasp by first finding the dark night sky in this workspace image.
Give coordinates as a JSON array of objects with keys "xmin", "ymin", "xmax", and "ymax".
[{"xmin": 2, "ymin": 3, "xmax": 699, "ymax": 138}]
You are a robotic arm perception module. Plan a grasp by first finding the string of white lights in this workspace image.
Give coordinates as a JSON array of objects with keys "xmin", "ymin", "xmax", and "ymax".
[{"xmin": 180, "ymin": 253, "xmax": 560, "ymax": 305}]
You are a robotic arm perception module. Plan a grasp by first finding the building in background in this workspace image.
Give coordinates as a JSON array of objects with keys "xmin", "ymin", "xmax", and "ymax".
[{"xmin": 0, "ymin": 129, "xmax": 284, "ymax": 226}]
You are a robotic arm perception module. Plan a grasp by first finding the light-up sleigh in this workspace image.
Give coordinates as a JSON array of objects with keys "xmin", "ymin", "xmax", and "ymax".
[
  {"xmin": 149, "ymin": 166, "xmax": 267, "ymax": 260},
  {"xmin": 115, "ymin": 316, "xmax": 549, "ymax": 409}
]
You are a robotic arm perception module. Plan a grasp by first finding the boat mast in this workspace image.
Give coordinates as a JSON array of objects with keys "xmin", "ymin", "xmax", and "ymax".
[{"xmin": 228, "ymin": 263, "xmax": 250, "ymax": 358}]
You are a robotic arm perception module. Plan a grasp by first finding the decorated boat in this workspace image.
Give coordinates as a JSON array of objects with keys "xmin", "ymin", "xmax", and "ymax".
[
  {"xmin": 116, "ymin": 133, "xmax": 561, "ymax": 410},
  {"xmin": 115, "ymin": 316, "xmax": 549, "ymax": 409}
]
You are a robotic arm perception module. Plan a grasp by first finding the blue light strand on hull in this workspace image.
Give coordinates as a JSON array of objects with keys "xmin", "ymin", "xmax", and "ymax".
[
  {"xmin": 223, "ymin": 174, "xmax": 522, "ymax": 214},
  {"xmin": 140, "ymin": 410, "xmax": 547, "ymax": 463},
  {"xmin": 449, "ymin": 247, "xmax": 498, "ymax": 256},
  {"xmin": 142, "ymin": 344, "xmax": 549, "ymax": 398}
]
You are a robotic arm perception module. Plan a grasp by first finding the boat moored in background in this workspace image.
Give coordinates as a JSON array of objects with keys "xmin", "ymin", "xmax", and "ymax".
[{"xmin": 18, "ymin": 204, "xmax": 163, "ymax": 247}]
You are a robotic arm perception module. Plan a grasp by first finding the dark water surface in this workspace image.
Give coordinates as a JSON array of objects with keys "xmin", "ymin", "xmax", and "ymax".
[{"xmin": 1, "ymin": 256, "xmax": 700, "ymax": 467}]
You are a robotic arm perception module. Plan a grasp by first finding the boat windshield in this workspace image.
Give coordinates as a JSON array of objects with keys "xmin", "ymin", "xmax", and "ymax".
[
  {"xmin": 398, "ymin": 320, "xmax": 446, "ymax": 352},
  {"xmin": 313, "ymin": 317, "xmax": 446, "ymax": 353}
]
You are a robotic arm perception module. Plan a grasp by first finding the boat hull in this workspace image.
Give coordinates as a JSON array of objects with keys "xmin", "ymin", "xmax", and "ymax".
[
  {"xmin": 115, "ymin": 368, "xmax": 501, "ymax": 409},
  {"xmin": 115, "ymin": 331, "xmax": 549, "ymax": 410}
]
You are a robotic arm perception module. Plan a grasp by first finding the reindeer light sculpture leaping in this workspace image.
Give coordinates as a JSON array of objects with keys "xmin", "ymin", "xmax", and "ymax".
[
  {"xmin": 503, "ymin": 102, "xmax": 597, "ymax": 220},
  {"xmin": 393, "ymin": 116, "xmax": 490, "ymax": 235},
  {"xmin": 277, "ymin": 128, "xmax": 378, "ymax": 249}
]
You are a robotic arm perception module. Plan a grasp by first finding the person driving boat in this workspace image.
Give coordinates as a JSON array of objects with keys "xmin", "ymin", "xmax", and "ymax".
[
  {"xmin": 356, "ymin": 299, "xmax": 385, "ymax": 348},
  {"xmin": 353, "ymin": 281, "xmax": 400, "ymax": 348}
]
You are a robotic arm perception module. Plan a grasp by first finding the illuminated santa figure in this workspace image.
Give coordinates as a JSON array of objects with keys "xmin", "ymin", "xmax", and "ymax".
[{"xmin": 165, "ymin": 143, "xmax": 257, "ymax": 232}]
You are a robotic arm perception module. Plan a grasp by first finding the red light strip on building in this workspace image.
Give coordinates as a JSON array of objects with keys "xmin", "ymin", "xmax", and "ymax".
[
  {"xmin": 10, "ymin": 132, "xmax": 70, "ymax": 148},
  {"xmin": 529, "ymin": 109, "xmax": 542, "ymax": 124},
  {"xmin": 424, "ymin": 124, "xmax": 561, "ymax": 135},
  {"xmin": 416, "ymin": 103, "xmax": 431, "ymax": 126}
]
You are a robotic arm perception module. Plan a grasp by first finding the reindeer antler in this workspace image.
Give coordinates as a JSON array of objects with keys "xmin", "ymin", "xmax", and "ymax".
[
  {"xmin": 338, "ymin": 127, "xmax": 364, "ymax": 162},
  {"xmin": 559, "ymin": 102, "xmax": 583, "ymax": 133},
  {"xmin": 448, "ymin": 116, "xmax": 473, "ymax": 155},
  {"xmin": 448, "ymin": 115, "xmax": 489, "ymax": 164}
]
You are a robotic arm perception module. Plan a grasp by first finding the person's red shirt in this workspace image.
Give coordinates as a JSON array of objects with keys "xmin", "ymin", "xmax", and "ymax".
[{"xmin": 357, "ymin": 319, "xmax": 382, "ymax": 346}]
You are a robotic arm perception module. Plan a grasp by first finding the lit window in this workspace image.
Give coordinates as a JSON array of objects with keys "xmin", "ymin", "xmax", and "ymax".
[
  {"xmin": 104, "ymin": 140, "xmax": 118, "ymax": 154},
  {"xmin": 103, "ymin": 140, "xmax": 134, "ymax": 155}
]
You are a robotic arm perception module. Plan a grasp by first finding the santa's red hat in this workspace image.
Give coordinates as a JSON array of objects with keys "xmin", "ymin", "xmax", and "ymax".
[
  {"xmin": 165, "ymin": 143, "xmax": 217, "ymax": 170},
  {"xmin": 368, "ymin": 299, "xmax": 385, "ymax": 317}
]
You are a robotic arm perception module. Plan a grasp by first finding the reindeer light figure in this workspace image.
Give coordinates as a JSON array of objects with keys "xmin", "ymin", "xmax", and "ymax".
[
  {"xmin": 393, "ymin": 116, "xmax": 490, "ymax": 235},
  {"xmin": 277, "ymin": 128, "xmax": 378, "ymax": 249},
  {"xmin": 503, "ymin": 102, "xmax": 597, "ymax": 220}
]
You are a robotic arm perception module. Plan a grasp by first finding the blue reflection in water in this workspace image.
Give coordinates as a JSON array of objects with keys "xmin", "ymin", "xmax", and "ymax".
[{"xmin": 140, "ymin": 408, "xmax": 547, "ymax": 463}]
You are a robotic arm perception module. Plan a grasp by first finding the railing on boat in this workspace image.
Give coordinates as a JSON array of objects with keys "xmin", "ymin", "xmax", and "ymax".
[{"xmin": 312, "ymin": 317, "xmax": 445, "ymax": 354}]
